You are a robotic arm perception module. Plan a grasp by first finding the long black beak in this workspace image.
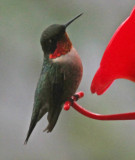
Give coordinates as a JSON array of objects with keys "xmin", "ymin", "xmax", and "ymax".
[{"xmin": 65, "ymin": 13, "xmax": 83, "ymax": 28}]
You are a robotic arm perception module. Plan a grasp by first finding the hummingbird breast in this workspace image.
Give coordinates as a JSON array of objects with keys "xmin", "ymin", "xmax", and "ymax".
[{"xmin": 52, "ymin": 47, "xmax": 83, "ymax": 101}]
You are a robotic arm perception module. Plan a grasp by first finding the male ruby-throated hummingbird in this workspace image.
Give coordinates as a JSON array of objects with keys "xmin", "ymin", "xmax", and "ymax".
[{"xmin": 24, "ymin": 13, "xmax": 83, "ymax": 144}]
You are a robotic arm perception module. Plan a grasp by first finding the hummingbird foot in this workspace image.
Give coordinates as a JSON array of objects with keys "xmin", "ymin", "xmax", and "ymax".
[
  {"xmin": 64, "ymin": 91, "xmax": 84, "ymax": 111},
  {"xmin": 73, "ymin": 94, "xmax": 80, "ymax": 101}
]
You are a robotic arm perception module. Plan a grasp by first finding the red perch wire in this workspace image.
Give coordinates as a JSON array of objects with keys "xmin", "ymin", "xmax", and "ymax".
[{"xmin": 64, "ymin": 92, "xmax": 135, "ymax": 120}]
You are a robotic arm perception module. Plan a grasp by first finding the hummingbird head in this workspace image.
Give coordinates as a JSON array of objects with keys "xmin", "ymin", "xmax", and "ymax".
[{"xmin": 40, "ymin": 13, "xmax": 83, "ymax": 59}]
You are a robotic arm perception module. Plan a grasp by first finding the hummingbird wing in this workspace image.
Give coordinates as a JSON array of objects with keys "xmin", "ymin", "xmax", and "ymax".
[
  {"xmin": 44, "ymin": 65, "xmax": 64, "ymax": 132},
  {"xmin": 24, "ymin": 63, "xmax": 64, "ymax": 144}
]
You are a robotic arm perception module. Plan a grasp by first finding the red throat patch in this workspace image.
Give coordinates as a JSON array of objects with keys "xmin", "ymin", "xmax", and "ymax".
[{"xmin": 49, "ymin": 33, "xmax": 72, "ymax": 59}]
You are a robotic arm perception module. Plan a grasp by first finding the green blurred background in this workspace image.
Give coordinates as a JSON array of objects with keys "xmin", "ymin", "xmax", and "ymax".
[{"xmin": 1, "ymin": 0, "xmax": 135, "ymax": 160}]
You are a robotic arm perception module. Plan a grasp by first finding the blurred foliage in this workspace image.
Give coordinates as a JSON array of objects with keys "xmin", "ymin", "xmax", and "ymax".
[{"xmin": 1, "ymin": 0, "xmax": 135, "ymax": 160}]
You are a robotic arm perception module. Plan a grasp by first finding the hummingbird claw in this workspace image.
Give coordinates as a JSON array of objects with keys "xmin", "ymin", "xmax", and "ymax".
[
  {"xmin": 72, "ymin": 94, "xmax": 79, "ymax": 101},
  {"xmin": 69, "ymin": 97, "xmax": 74, "ymax": 105},
  {"xmin": 63, "ymin": 91, "xmax": 84, "ymax": 111}
]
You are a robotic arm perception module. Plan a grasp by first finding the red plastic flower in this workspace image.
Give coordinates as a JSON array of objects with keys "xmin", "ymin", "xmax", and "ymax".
[{"xmin": 91, "ymin": 6, "xmax": 135, "ymax": 95}]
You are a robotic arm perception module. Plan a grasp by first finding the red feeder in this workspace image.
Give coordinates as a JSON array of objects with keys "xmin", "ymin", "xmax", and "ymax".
[
  {"xmin": 91, "ymin": 6, "xmax": 135, "ymax": 95},
  {"xmin": 64, "ymin": 7, "xmax": 135, "ymax": 122},
  {"xmin": 63, "ymin": 7, "xmax": 135, "ymax": 122}
]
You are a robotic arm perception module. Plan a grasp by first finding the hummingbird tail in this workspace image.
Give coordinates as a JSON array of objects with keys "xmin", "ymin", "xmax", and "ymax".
[
  {"xmin": 24, "ymin": 118, "xmax": 38, "ymax": 144},
  {"xmin": 43, "ymin": 106, "xmax": 62, "ymax": 133}
]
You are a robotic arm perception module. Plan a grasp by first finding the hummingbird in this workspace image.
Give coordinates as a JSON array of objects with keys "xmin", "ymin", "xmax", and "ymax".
[{"xmin": 24, "ymin": 13, "xmax": 83, "ymax": 144}]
